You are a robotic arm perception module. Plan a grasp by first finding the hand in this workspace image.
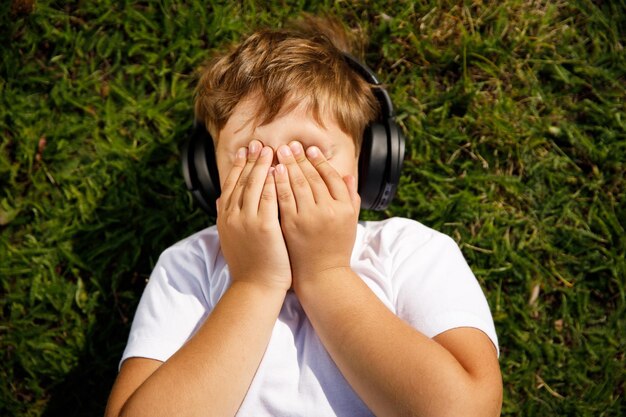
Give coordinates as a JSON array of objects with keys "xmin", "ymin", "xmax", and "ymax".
[
  {"xmin": 273, "ymin": 141, "xmax": 360, "ymax": 286},
  {"xmin": 216, "ymin": 140, "xmax": 292, "ymax": 292}
]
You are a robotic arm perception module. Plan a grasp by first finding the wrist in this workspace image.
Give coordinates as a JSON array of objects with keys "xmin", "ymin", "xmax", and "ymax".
[
  {"xmin": 230, "ymin": 278, "xmax": 290, "ymax": 298},
  {"xmin": 293, "ymin": 265, "xmax": 353, "ymax": 294}
]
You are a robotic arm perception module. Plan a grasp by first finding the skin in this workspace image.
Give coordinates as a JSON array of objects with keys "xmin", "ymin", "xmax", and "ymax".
[{"xmin": 105, "ymin": 97, "xmax": 503, "ymax": 417}]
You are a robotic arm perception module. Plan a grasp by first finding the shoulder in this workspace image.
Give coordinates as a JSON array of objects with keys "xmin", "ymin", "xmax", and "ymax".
[
  {"xmin": 148, "ymin": 224, "xmax": 228, "ymax": 302},
  {"xmin": 364, "ymin": 219, "xmax": 499, "ymax": 354},
  {"xmin": 157, "ymin": 224, "xmax": 221, "ymax": 269},
  {"xmin": 120, "ymin": 225, "xmax": 224, "ymax": 366},
  {"xmin": 358, "ymin": 217, "xmax": 458, "ymax": 258}
]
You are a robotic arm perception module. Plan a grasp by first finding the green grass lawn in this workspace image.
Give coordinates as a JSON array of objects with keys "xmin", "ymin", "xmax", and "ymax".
[{"xmin": 1, "ymin": 0, "xmax": 624, "ymax": 415}]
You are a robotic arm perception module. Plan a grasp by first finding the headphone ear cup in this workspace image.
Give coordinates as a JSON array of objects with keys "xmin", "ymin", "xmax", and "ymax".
[
  {"xmin": 386, "ymin": 120, "xmax": 406, "ymax": 195},
  {"xmin": 358, "ymin": 119, "xmax": 406, "ymax": 211},
  {"xmin": 358, "ymin": 123, "xmax": 388, "ymax": 210},
  {"xmin": 181, "ymin": 122, "xmax": 220, "ymax": 215}
]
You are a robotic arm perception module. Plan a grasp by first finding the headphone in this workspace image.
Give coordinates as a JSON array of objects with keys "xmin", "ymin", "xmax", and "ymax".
[{"xmin": 182, "ymin": 53, "xmax": 405, "ymax": 216}]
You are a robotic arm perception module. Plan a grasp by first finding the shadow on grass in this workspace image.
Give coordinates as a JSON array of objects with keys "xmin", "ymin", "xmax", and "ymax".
[
  {"xmin": 40, "ymin": 145, "xmax": 211, "ymax": 416},
  {"xmin": 41, "ymin": 305, "xmax": 130, "ymax": 417}
]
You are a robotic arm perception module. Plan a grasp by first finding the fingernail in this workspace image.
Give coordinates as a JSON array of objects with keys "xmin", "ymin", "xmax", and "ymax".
[
  {"xmin": 306, "ymin": 146, "xmax": 319, "ymax": 158},
  {"xmin": 268, "ymin": 166, "xmax": 275, "ymax": 175},
  {"xmin": 261, "ymin": 146, "xmax": 272, "ymax": 158},
  {"xmin": 236, "ymin": 147, "xmax": 247, "ymax": 159},
  {"xmin": 276, "ymin": 164, "xmax": 286, "ymax": 175},
  {"xmin": 249, "ymin": 141, "xmax": 260, "ymax": 154},
  {"xmin": 289, "ymin": 141, "xmax": 302, "ymax": 155},
  {"xmin": 279, "ymin": 145, "xmax": 292, "ymax": 157}
]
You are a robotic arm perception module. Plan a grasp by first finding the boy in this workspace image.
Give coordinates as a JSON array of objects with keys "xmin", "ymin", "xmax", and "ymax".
[{"xmin": 105, "ymin": 15, "xmax": 502, "ymax": 417}]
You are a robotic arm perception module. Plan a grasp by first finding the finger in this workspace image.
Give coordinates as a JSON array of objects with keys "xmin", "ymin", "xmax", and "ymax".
[
  {"xmin": 273, "ymin": 163, "xmax": 297, "ymax": 218},
  {"xmin": 277, "ymin": 144, "xmax": 315, "ymax": 210},
  {"xmin": 242, "ymin": 146, "xmax": 273, "ymax": 215},
  {"xmin": 258, "ymin": 166, "xmax": 278, "ymax": 219},
  {"xmin": 229, "ymin": 139, "xmax": 263, "ymax": 209},
  {"xmin": 343, "ymin": 174, "xmax": 361, "ymax": 213},
  {"xmin": 218, "ymin": 147, "xmax": 247, "ymax": 211},
  {"xmin": 288, "ymin": 141, "xmax": 332, "ymax": 204},
  {"xmin": 305, "ymin": 146, "xmax": 351, "ymax": 202}
]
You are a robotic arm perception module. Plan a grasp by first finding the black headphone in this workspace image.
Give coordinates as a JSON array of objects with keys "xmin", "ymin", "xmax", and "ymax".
[{"xmin": 182, "ymin": 53, "xmax": 405, "ymax": 216}]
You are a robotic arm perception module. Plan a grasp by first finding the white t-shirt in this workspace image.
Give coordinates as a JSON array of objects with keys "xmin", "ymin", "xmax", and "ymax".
[{"xmin": 121, "ymin": 217, "xmax": 499, "ymax": 416}]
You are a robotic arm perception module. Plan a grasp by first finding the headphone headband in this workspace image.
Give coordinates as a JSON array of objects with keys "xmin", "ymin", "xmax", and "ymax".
[
  {"xmin": 342, "ymin": 53, "xmax": 381, "ymax": 85},
  {"xmin": 342, "ymin": 54, "xmax": 395, "ymax": 119}
]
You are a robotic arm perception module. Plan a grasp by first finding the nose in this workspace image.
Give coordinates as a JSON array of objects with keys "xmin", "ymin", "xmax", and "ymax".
[
  {"xmin": 270, "ymin": 149, "xmax": 279, "ymax": 167},
  {"xmin": 260, "ymin": 142, "xmax": 286, "ymax": 166}
]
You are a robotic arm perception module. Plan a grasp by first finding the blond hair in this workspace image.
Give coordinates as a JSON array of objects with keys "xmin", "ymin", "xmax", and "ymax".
[{"xmin": 193, "ymin": 15, "xmax": 379, "ymax": 153}]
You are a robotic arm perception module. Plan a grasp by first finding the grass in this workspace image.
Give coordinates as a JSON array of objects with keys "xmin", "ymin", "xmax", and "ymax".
[{"xmin": 1, "ymin": 0, "xmax": 624, "ymax": 415}]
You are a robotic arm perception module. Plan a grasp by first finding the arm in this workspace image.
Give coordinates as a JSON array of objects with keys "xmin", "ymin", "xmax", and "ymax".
[
  {"xmin": 295, "ymin": 268, "xmax": 502, "ymax": 417},
  {"xmin": 274, "ymin": 141, "xmax": 502, "ymax": 417},
  {"xmin": 106, "ymin": 282, "xmax": 286, "ymax": 417},
  {"xmin": 105, "ymin": 141, "xmax": 291, "ymax": 417}
]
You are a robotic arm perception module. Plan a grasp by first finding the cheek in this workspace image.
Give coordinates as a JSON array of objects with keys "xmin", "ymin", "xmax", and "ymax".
[
  {"xmin": 214, "ymin": 151, "xmax": 234, "ymax": 188},
  {"xmin": 328, "ymin": 154, "xmax": 359, "ymax": 179}
]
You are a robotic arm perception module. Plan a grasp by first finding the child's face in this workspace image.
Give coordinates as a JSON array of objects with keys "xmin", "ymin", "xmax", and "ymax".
[{"xmin": 215, "ymin": 96, "xmax": 358, "ymax": 189}]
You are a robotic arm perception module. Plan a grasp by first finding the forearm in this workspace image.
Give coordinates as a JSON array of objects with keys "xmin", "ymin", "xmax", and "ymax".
[
  {"xmin": 119, "ymin": 281, "xmax": 286, "ymax": 417},
  {"xmin": 295, "ymin": 268, "xmax": 497, "ymax": 417}
]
